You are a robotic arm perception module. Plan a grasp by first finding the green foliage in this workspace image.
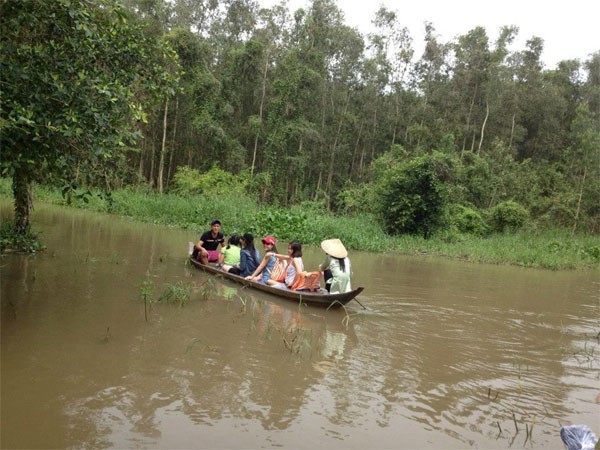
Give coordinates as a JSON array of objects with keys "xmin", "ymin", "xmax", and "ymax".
[
  {"xmin": 252, "ymin": 209, "xmax": 309, "ymax": 242},
  {"xmin": 0, "ymin": 219, "xmax": 45, "ymax": 253},
  {"xmin": 582, "ymin": 245, "xmax": 600, "ymax": 263},
  {"xmin": 61, "ymin": 182, "xmax": 93, "ymax": 206},
  {"xmin": 244, "ymin": 171, "xmax": 272, "ymax": 203},
  {"xmin": 490, "ymin": 200, "xmax": 530, "ymax": 232},
  {"xmin": 449, "ymin": 204, "xmax": 489, "ymax": 236},
  {"xmin": 170, "ymin": 165, "xmax": 246, "ymax": 196},
  {"xmin": 140, "ymin": 271, "xmax": 154, "ymax": 321},
  {"xmin": 158, "ymin": 281, "xmax": 192, "ymax": 307},
  {"xmin": 389, "ymin": 228, "xmax": 600, "ymax": 269},
  {"xmin": 0, "ymin": 0, "xmax": 179, "ymax": 238},
  {"xmin": 457, "ymin": 153, "xmax": 494, "ymax": 207},
  {"xmin": 2, "ymin": 181, "xmax": 596, "ymax": 269},
  {"xmin": 337, "ymin": 182, "xmax": 378, "ymax": 215},
  {"xmin": 140, "ymin": 275, "xmax": 154, "ymax": 302},
  {"xmin": 378, "ymin": 153, "xmax": 449, "ymax": 237}
]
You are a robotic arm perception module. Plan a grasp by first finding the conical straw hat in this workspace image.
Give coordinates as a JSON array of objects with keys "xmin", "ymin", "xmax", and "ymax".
[{"xmin": 320, "ymin": 238, "xmax": 348, "ymax": 259}]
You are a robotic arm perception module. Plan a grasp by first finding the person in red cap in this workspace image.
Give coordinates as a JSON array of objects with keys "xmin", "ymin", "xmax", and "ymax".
[{"xmin": 245, "ymin": 236, "xmax": 279, "ymax": 283}]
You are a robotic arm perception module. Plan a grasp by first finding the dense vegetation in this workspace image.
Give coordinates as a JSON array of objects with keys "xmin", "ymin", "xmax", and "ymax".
[
  {"xmin": 1, "ymin": 0, "xmax": 598, "ymax": 266},
  {"xmin": 1, "ymin": 178, "xmax": 598, "ymax": 270}
]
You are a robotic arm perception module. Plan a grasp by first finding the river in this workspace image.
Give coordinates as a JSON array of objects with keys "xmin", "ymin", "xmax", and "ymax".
[{"xmin": 1, "ymin": 201, "xmax": 598, "ymax": 449}]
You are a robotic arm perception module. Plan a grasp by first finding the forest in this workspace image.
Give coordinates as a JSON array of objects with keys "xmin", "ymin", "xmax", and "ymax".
[{"xmin": 1, "ymin": 0, "xmax": 599, "ymax": 249}]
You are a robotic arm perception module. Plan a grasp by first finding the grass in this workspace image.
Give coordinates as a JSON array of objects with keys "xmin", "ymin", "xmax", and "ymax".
[
  {"xmin": 1, "ymin": 177, "xmax": 598, "ymax": 270},
  {"xmin": 391, "ymin": 229, "xmax": 600, "ymax": 269}
]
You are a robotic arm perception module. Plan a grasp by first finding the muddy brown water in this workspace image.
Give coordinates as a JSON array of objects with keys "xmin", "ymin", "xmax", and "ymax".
[{"xmin": 1, "ymin": 201, "xmax": 598, "ymax": 449}]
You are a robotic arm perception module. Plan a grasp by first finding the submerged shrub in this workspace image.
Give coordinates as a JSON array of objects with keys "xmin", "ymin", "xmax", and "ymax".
[
  {"xmin": 0, "ymin": 219, "xmax": 45, "ymax": 253},
  {"xmin": 490, "ymin": 200, "xmax": 529, "ymax": 232},
  {"xmin": 158, "ymin": 281, "xmax": 193, "ymax": 307}
]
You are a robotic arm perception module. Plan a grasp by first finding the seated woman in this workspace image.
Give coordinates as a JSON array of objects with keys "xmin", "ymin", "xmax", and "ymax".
[
  {"xmin": 229, "ymin": 233, "xmax": 260, "ymax": 277},
  {"xmin": 219, "ymin": 234, "xmax": 241, "ymax": 272},
  {"xmin": 266, "ymin": 242, "xmax": 304, "ymax": 289},
  {"xmin": 319, "ymin": 238, "xmax": 352, "ymax": 294},
  {"xmin": 245, "ymin": 236, "xmax": 278, "ymax": 284}
]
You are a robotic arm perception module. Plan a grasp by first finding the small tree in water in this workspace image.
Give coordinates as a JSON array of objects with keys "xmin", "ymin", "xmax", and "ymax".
[{"xmin": 0, "ymin": 0, "xmax": 179, "ymax": 250}]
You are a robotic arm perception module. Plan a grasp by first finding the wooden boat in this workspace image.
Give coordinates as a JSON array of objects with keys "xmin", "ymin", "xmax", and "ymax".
[{"xmin": 189, "ymin": 256, "xmax": 364, "ymax": 308}]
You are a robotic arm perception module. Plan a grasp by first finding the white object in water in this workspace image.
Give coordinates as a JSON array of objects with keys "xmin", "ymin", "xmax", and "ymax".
[{"xmin": 560, "ymin": 425, "xmax": 598, "ymax": 450}]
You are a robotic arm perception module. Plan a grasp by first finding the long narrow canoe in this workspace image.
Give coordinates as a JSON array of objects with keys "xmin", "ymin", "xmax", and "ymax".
[{"xmin": 189, "ymin": 256, "xmax": 364, "ymax": 308}]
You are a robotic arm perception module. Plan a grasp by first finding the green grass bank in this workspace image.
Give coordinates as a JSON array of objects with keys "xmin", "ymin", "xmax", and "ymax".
[{"xmin": 1, "ymin": 178, "xmax": 598, "ymax": 270}]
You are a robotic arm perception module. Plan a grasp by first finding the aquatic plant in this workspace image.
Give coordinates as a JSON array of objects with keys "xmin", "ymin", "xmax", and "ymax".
[
  {"xmin": 0, "ymin": 219, "xmax": 45, "ymax": 253},
  {"xmin": 158, "ymin": 281, "xmax": 193, "ymax": 307},
  {"xmin": 140, "ymin": 272, "xmax": 154, "ymax": 321}
]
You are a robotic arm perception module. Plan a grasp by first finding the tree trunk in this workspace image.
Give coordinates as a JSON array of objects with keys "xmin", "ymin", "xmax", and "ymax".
[
  {"xmin": 149, "ymin": 140, "xmax": 155, "ymax": 187},
  {"xmin": 314, "ymin": 170, "xmax": 322, "ymax": 201},
  {"xmin": 462, "ymin": 83, "xmax": 478, "ymax": 156},
  {"xmin": 572, "ymin": 166, "xmax": 587, "ymax": 233},
  {"xmin": 325, "ymin": 94, "xmax": 350, "ymax": 206},
  {"xmin": 252, "ymin": 50, "xmax": 270, "ymax": 176},
  {"xmin": 350, "ymin": 121, "xmax": 364, "ymax": 180},
  {"xmin": 370, "ymin": 108, "xmax": 378, "ymax": 167},
  {"xmin": 166, "ymin": 96, "xmax": 179, "ymax": 188},
  {"xmin": 509, "ymin": 112, "xmax": 516, "ymax": 150},
  {"xmin": 12, "ymin": 169, "xmax": 34, "ymax": 235},
  {"xmin": 391, "ymin": 92, "xmax": 400, "ymax": 146},
  {"xmin": 158, "ymin": 98, "xmax": 169, "ymax": 194},
  {"xmin": 477, "ymin": 99, "xmax": 489, "ymax": 155},
  {"xmin": 138, "ymin": 132, "xmax": 146, "ymax": 182}
]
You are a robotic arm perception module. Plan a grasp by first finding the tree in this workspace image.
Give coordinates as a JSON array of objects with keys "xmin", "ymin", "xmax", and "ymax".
[
  {"xmin": 377, "ymin": 152, "xmax": 450, "ymax": 237},
  {"xmin": 0, "ymin": 0, "xmax": 179, "ymax": 238}
]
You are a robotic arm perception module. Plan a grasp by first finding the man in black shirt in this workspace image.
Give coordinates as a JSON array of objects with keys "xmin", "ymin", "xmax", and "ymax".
[{"xmin": 193, "ymin": 219, "xmax": 225, "ymax": 265}]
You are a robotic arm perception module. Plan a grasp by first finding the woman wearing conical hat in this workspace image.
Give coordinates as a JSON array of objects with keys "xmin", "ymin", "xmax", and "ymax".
[{"xmin": 319, "ymin": 239, "xmax": 352, "ymax": 294}]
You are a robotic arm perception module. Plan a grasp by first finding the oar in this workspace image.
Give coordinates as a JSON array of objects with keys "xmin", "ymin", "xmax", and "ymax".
[{"xmin": 353, "ymin": 297, "xmax": 367, "ymax": 310}]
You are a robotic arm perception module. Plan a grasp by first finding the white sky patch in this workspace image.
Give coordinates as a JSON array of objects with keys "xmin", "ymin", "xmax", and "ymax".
[{"xmin": 258, "ymin": 0, "xmax": 599, "ymax": 68}]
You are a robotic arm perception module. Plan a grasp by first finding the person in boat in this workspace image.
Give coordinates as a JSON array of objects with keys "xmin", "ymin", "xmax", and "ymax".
[
  {"xmin": 266, "ymin": 241, "xmax": 305, "ymax": 288},
  {"xmin": 229, "ymin": 233, "xmax": 260, "ymax": 277},
  {"xmin": 319, "ymin": 238, "xmax": 352, "ymax": 294},
  {"xmin": 245, "ymin": 236, "xmax": 278, "ymax": 284},
  {"xmin": 193, "ymin": 219, "xmax": 225, "ymax": 265},
  {"xmin": 218, "ymin": 233, "xmax": 241, "ymax": 272}
]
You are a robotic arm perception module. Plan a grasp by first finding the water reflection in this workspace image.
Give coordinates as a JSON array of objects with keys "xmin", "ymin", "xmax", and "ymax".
[{"xmin": 1, "ymin": 200, "xmax": 598, "ymax": 449}]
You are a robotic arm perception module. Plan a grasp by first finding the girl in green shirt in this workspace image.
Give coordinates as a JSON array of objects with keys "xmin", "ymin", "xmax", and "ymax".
[{"xmin": 219, "ymin": 234, "xmax": 241, "ymax": 271}]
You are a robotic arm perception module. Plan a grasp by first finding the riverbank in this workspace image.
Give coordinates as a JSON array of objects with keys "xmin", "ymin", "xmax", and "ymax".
[{"xmin": 1, "ymin": 179, "xmax": 598, "ymax": 270}]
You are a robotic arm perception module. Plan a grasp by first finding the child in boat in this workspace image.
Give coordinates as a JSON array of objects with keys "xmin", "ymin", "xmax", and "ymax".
[
  {"xmin": 219, "ymin": 234, "xmax": 241, "ymax": 272},
  {"xmin": 319, "ymin": 238, "xmax": 352, "ymax": 294},
  {"xmin": 229, "ymin": 233, "xmax": 260, "ymax": 277},
  {"xmin": 245, "ymin": 236, "xmax": 278, "ymax": 284},
  {"xmin": 266, "ymin": 242, "xmax": 305, "ymax": 289}
]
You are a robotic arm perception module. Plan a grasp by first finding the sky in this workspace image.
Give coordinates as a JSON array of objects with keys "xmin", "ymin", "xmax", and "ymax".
[{"xmin": 258, "ymin": 0, "xmax": 599, "ymax": 69}]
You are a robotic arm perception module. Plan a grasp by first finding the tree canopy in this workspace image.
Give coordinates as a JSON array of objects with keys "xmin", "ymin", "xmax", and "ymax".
[
  {"xmin": 0, "ymin": 0, "xmax": 179, "ymax": 233},
  {"xmin": 1, "ymin": 0, "xmax": 598, "ymax": 241}
]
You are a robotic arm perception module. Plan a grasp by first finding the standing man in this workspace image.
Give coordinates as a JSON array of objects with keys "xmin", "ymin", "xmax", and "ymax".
[{"xmin": 193, "ymin": 219, "xmax": 225, "ymax": 265}]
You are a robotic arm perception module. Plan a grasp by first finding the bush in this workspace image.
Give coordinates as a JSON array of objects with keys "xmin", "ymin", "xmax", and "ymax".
[
  {"xmin": 171, "ymin": 166, "xmax": 245, "ymax": 196},
  {"xmin": 337, "ymin": 182, "xmax": 378, "ymax": 215},
  {"xmin": 0, "ymin": 219, "xmax": 45, "ymax": 253},
  {"xmin": 378, "ymin": 154, "xmax": 449, "ymax": 237},
  {"xmin": 252, "ymin": 208, "xmax": 309, "ymax": 243},
  {"xmin": 490, "ymin": 200, "xmax": 529, "ymax": 232},
  {"xmin": 449, "ymin": 204, "xmax": 489, "ymax": 235}
]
